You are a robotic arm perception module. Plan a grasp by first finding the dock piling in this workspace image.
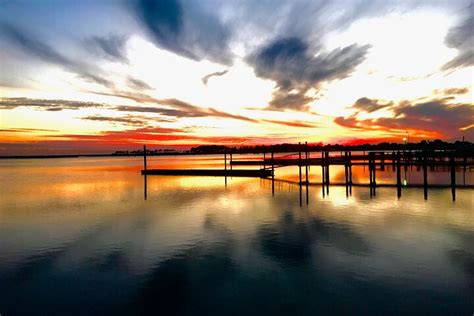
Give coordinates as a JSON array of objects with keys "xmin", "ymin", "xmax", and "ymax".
[
  {"xmin": 298, "ymin": 143, "xmax": 302, "ymax": 185},
  {"xmin": 396, "ymin": 151, "xmax": 402, "ymax": 198},
  {"xmin": 423, "ymin": 151, "xmax": 428, "ymax": 200},
  {"xmin": 271, "ymin": 151, "xmax": 275, "ymax": 196},
  {"xmin": 305, "ymin": 142, "xmax": 309, "ymax": 185},
  {"xmin": 143, "ymin": 145, "xmax": 147, "ymax": 200},
  {"xmin": 325, "ymin": 151, "xmax": 330, "ymax": 195},
  {"xmin": 349, "ymin": 151, "xmax": 353, "ymax": 195},
  {"xmin": 345, "ymin": 151, "xmax": 349, "ymax": 197},
  {"xmin": 321, "ymin": 152, "xmax": 326, "ymax": 197},
  {"xmin": 143, "ymin": 145, "xmax": 147, "ymax": 172},
  {"xmin": 451, "ymin": 154, "xmax": 456, "ymax": 201}
]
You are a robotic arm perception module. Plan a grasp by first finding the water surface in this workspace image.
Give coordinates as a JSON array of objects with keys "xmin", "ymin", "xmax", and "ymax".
[{"xmin": 0, "ymin": 156, "xmax": 473, "ymax": 315}]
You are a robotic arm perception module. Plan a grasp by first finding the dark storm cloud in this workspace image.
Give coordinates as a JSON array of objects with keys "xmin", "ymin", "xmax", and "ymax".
[
  {"xmin": 248, "ymin": 37, "xmax": 370, "ymax": 111},
  {"xmin": 88, "ymin": 34, "xmax": 129, "ymax": 63},
  {"xmin": 335, "ymin": 97, "xmax": 474, "ymax": 138},
  {"xmin": 352, "ymin": 97, "xmax": 393, "ymax": 113},
  {"xmin": 201, "ymin": 70, "xmax": 228, "ymax": 85},
  {"xmin": 0, "ymin": 23, "xmax": 113, "ymax": 87},
  {"xmin": 442, "ymin": 7, "xmax": 474, "ymax": 70},
  {"xmin": 132, "ymin": 0, "xmax": 232, "ymax": 65}
]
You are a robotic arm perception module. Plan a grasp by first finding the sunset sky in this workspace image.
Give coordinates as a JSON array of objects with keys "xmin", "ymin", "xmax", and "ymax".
[{"xmin": 0, "ymin": 0, "xmax": 473, "ymax": 154}]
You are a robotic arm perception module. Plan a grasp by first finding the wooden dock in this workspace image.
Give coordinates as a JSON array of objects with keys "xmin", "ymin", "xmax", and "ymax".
[
  {"xmin": 141, "ymin": 168, "xmax": 272, "ymax": 177},
  {"xmin": 141, "ymin": 145, "xmax": 272, "ymax": 178},
  {"xmin": 141, "ymin": 143, "xmax": 473, "ymax": 201}
]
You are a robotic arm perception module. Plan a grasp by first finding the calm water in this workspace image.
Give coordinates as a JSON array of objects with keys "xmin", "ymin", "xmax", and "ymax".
[{"xmin": 0, "ymin": 155, "xmax": 473, "ymax": 315}]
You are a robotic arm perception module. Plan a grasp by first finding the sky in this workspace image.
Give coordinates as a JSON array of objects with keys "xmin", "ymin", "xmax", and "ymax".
[{"xmin": 0, "ymin": 0, "xmax": 473, "ymax": 154}]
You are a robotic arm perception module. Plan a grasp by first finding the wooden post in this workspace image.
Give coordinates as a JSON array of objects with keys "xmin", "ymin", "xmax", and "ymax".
[
  {"xmin": 423, "ymin": 152, "xmax": 428, "ymax": 200},
  {"xmin": 224, "ymin": 149, "xmax": 227, "ymax": 187},
  {"xmin": 369, "ymin": 152, "xmax": 376, "ymax": 197},
  {"xmin": 396, "ymin": 151, "xmax": 401, "ymax": 198},
  {"xmin": 305, "ymin": 142, "xmax": 309, "ymax": 185},
  {"xmin": 298, "ymin": 143, "xmax": 302, "ymax": 185},
  {"xmin": 143, "ymin": 145, "xmax": 147, "ymax": 172},
  {"xmin": 230, "ymin": 152, "xmax": 233, "ymax": 171},
  {"xmin": 451, "ymin": 154, "xmax": 456, "ymax": 201},
  {"xmin": 321, "ymin": 152, "xmax": 326, "ymax": 197},
  {"xmin": 369, "ymin": 154, "xmax": 373, "ymax": 197},
  {"xmin": 373, "ymin": 154, "xmax": 376, "ymax": 197},
  {"xmin": 271, "ymin": 151, "xmax": 275, "ymax": 196},
  {"xmin": 143, "ymin": 145, "xmax": 147, "ymax": 200},
  {"xmin": 345, "ymin": 151, "xmax": 349, "ymax": 197},
  {"xmin": 325, "ymin": 151, "xmax": 330, "ymax": 195},
  {"xmin": 349, "ymin": 151, "xmax": 353, "ymax": 195}
]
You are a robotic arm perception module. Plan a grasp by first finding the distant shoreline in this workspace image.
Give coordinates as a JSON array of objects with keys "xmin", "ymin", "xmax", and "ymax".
[
  {"xmin": 1, "ymin": 140, "xmax": 472, "ymax": 159},
  {"xmin": 0, "ymin": 153, "xmax": 193, "ymax": 159}
]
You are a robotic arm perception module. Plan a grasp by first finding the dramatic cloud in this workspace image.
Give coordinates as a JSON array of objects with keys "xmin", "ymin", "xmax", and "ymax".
[
  {"xmin": 335, "ymin": 97, "xmax": 474, "ymax": 139},
  {"xmin": 201, "ymin": 70, "xmax": 228, "ymax": 85},
  {"xmin": 0, "ymin": 23, "xmax": 113, "ymax": 87},
  {"xmin": 87, "ymin": 34, "xmax": 129, "ymax": 63},
  {"xmin": 352, "ymin": 97, "xmax": 393, "ymax": 113},
  {"xmin": 248, "ymin": 37, "xmax": 370, "ymax": 111},
  {"xmin": 132, "ymin": 0, "xmax": 232, "ymax": 65},
  {"xmin": 442, "ymin": 8, "xmax": 473, "ymax": 70}
]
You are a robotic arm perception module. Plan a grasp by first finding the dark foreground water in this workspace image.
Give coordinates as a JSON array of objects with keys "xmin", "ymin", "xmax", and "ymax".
[{"xmin": 0, "ymin": 156, "xmax": 473, "ymax": 315}]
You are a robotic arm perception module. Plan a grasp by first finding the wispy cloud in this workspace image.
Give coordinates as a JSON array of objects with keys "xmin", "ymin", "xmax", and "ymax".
[
  {"xmin": 262, "ymin": 119, "xmax": 317, "ymax": 128},
  {"xmin": 0, "ymin": 97, "xmax": 107, "ymax": 111},
  {"xmin": 0, "ymin": 127, "xmax": 58, "ymax": 133},
  {"xmin": 0, "ymin": 23, "xmax": 114, "ymax": 87},
  {"xmin": 80, "ymin": 114, "xmax": 173, "ymax": 127},
  {"xmin": 87, "ymin": 34, "xmax": 129, "ymax": 63},
  {"xmin": 202, "ymin": 70, "xmax": 228, "ymax": 85},
  {"xmin": 0, "ymin": 95, "xmax": 258, "ymax": 123},
  {"xmin": 126, "ymin": 77, "xmax": 153, "ymax": 90}
]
